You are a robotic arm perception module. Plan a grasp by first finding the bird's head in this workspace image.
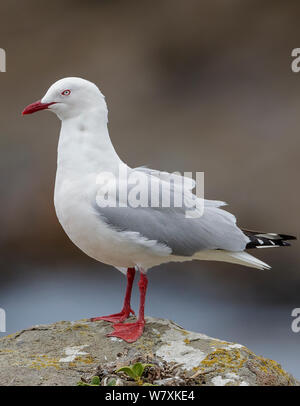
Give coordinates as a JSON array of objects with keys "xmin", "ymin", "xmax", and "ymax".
[{"xmin": 22, "ymin": 77, "xmax": 107, "ymax": 120}]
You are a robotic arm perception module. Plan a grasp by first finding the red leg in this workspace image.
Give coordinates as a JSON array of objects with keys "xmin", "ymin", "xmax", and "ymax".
[
  {"xmin": 108, "ymin": 272, "xmax": 148, "ymax": 343},
  {"xmin": 90, "ymin": 267, "xmax": 136, "ymax": 323}
]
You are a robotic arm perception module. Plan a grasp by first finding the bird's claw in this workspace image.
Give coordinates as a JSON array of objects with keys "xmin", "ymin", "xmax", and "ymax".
[{"xmin": 90, "ymin": 307, "xmax": 135, "ymax": 323}]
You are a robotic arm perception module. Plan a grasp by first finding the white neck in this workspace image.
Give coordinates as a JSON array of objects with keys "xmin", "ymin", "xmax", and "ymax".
[{"xmin": 56, "ymin": 107, "xmax": 122, "ymax": 180}]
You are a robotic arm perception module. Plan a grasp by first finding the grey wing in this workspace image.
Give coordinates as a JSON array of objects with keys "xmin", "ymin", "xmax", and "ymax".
[{"xmin": 94, "ymin": 168, "xmax": 249, "ymax": 256}]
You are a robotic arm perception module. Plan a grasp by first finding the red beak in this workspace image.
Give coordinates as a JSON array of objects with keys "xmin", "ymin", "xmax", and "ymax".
[{"xmin": 22, "ymin": 100, "xmax": 56, "ymax": 115}]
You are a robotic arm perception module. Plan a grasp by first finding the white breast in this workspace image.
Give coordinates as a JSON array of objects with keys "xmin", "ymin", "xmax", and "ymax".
[{"xmin": 54, "ymin": 173, "xmax": 171, "ymax": 270}]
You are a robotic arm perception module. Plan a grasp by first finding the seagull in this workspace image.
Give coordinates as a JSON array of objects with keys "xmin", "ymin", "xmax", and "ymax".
[{"xmin": 22, "ymin": 77, "xmax": 296, "ymax": 342}]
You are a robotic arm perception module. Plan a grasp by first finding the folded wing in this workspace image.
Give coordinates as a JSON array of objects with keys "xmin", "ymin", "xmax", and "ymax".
[{"xmin": 94, "ymin": 166, "xmax": 249, "ymax": 256}]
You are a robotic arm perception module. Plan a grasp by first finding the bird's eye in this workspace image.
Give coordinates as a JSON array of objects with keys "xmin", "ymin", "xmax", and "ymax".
[{"xmin": 61, "ymin": 89, "xmax": 71, "ymax": 96}]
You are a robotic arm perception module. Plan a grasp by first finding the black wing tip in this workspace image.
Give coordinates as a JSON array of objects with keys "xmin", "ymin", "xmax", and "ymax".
[{"xmin": 243, "ymin": 229, "xmax": 297, "ymax": 249}]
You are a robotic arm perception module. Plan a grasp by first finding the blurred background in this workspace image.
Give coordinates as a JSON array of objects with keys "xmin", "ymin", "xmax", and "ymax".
[{"xmin": 0, "ymin": 0, "xmax": 299, "ymax": 379}]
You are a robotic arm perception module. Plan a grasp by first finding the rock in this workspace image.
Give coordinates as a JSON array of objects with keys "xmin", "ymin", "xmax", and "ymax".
[{"xmin": 0, "ymin": 317, "xmax": 298, "ymax": 386}]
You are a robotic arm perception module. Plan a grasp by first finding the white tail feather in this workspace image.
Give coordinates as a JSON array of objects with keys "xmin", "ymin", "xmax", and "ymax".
[
  {"xmin": 225, "ymin": 251, "xmax": 271, "ymax": 270},
  {"xmin": 194, "ymin": 249, "xmax": 271, "ymax": 270}
]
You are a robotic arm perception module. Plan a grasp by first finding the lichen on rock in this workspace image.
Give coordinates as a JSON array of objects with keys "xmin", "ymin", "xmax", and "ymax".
[{"xmin": 0, "ymin": 317, "xmax": 298, "ymax": 386}]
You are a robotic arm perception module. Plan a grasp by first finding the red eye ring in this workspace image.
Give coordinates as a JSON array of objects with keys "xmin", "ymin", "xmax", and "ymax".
[{"xmin": 61, "ymin": 89, "xmax": 71, "ymax": 96}]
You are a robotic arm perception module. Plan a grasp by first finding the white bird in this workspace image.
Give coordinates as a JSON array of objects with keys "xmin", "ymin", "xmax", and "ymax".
[{"xmin": 22, "ymin": 77, "xmax": 296, "ymax": 342}]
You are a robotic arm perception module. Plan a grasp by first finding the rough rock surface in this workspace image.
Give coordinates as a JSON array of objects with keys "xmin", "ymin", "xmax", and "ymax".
[{"xmin": 0, "ymin": 317, "xmax": 298, "ymax": 386}]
